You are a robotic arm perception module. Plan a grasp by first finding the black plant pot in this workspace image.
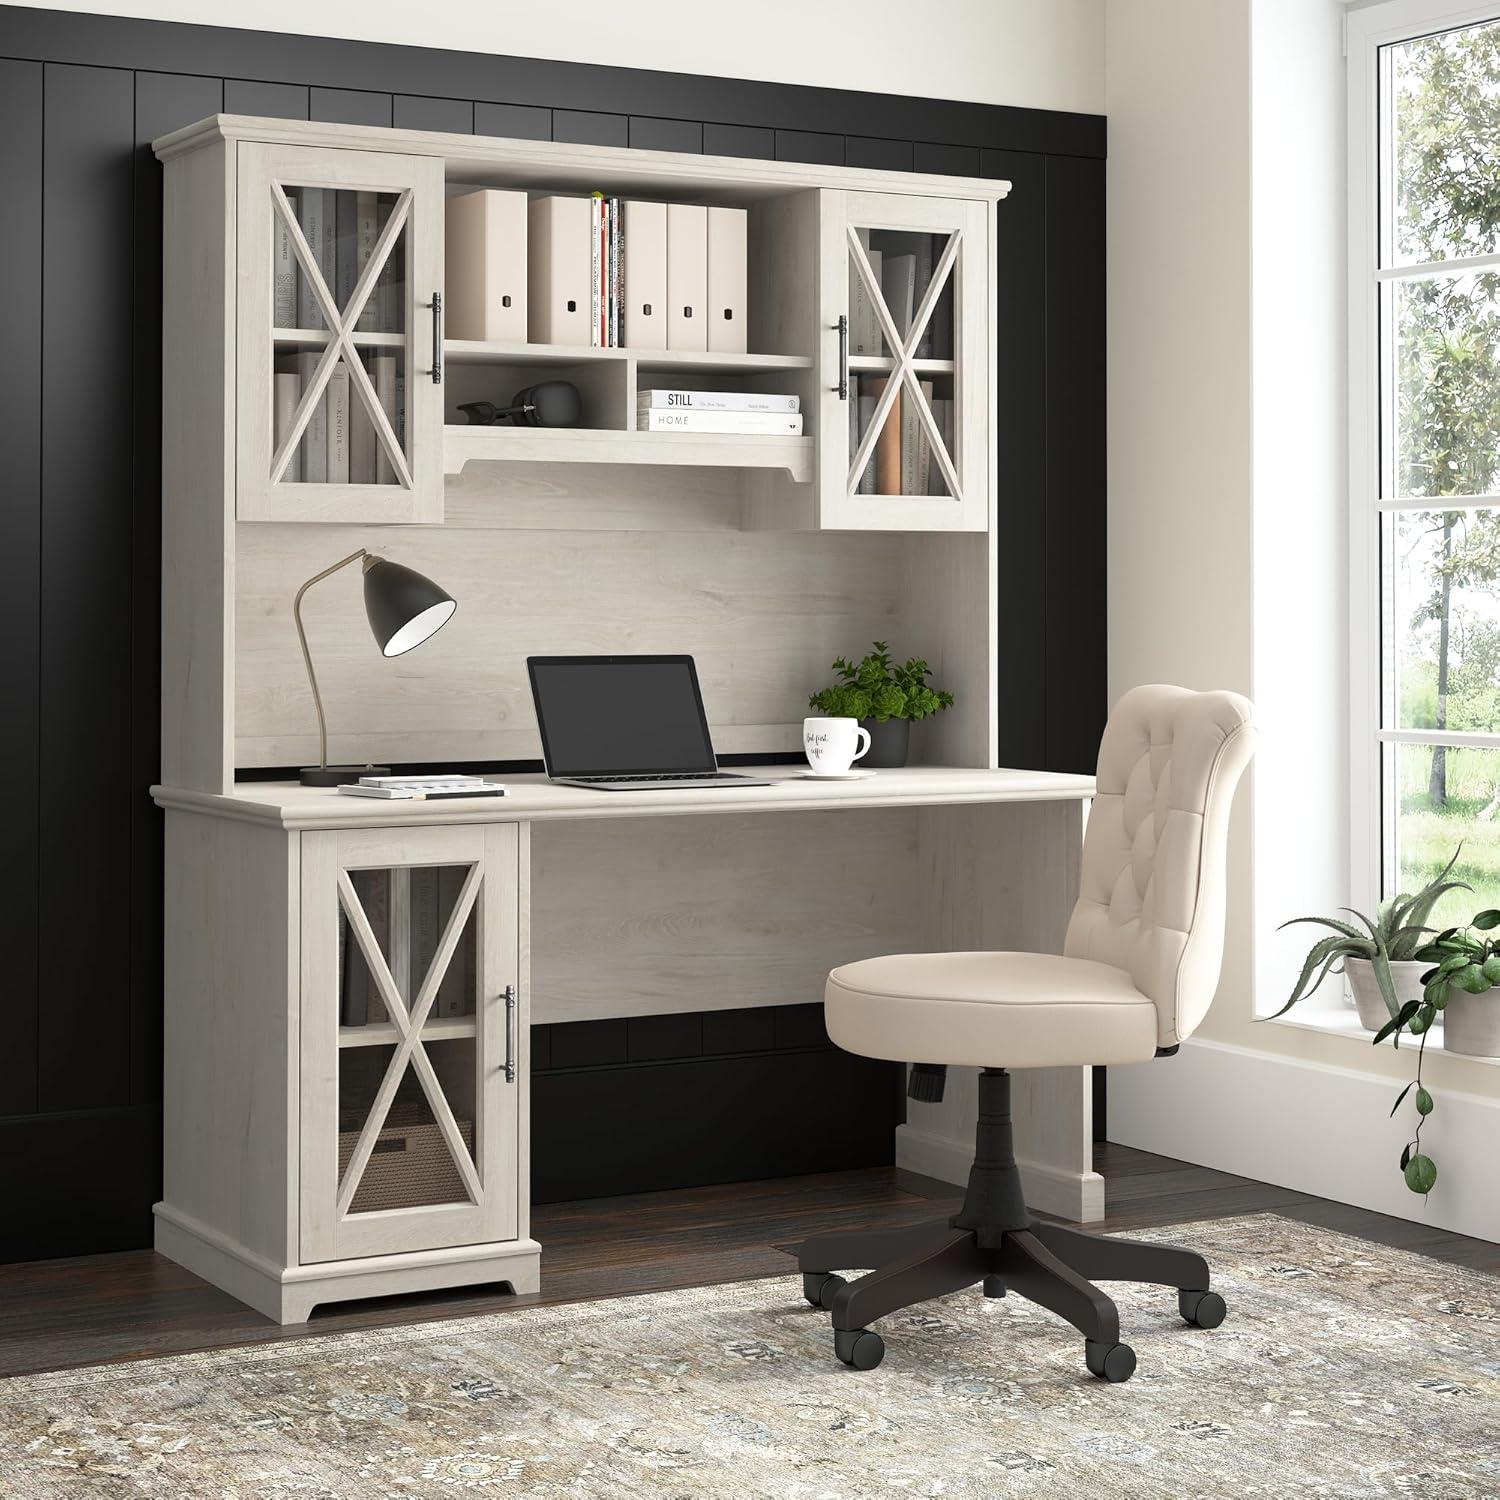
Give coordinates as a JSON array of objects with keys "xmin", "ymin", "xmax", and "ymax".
[{"xmin": 860, "ymin": 716, "xmax": 910, "ymax": 769}]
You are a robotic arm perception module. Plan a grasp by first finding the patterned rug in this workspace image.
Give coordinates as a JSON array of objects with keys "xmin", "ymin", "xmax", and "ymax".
[{"xmin": 3, "ymin": 1214, "xmax": 1497, "ymax": 1498}]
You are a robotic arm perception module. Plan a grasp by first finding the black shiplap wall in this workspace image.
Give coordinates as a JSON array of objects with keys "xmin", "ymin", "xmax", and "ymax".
[{"xmin": 0, "ymin": 5, "xmax": 1106, "ymax": 1261}]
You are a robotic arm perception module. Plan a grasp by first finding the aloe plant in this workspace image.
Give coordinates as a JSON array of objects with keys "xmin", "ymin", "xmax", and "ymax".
[{"xmin": 1270, "ymin": 849, "xmax": 1467, "ymax": 1023}]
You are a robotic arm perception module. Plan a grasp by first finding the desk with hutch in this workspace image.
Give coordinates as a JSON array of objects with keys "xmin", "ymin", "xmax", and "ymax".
[{"xmin": 150, "ymin": 113, "xmax": 1100, "ymax": 1324}]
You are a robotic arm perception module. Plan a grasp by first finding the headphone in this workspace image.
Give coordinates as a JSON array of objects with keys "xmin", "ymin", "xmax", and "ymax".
[{"xmin": 457, "ymin": 380, "xmax": 584, "ymax": 428}]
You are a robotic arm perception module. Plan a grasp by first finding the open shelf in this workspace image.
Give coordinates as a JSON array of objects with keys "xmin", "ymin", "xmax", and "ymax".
[
  {"xmin": 444, "ymin": 338, "xmax": 812, "ymax": 374},
  {"xmin": 339, "ymin": 1016, "xmax": 478, "ymax": 1049},
  {"xmin": 444, "ymin": 423, "xmax": 814, "ymax": 480}
]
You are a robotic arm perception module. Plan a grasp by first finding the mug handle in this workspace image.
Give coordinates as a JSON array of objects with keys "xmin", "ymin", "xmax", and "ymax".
[{"xmin": 852, "ymin": 726, "xmax": 872, "ymax": 762}]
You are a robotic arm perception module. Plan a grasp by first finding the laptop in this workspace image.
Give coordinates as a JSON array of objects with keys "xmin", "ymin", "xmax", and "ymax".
[{"xmin": 527, "ymin": 655, "xmax": 772, "ymax": 791}]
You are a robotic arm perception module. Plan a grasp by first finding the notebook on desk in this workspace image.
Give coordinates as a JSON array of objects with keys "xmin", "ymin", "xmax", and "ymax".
[{"xmin": 526, "ymin": 655, "xmax": 771, "ymax": 791}]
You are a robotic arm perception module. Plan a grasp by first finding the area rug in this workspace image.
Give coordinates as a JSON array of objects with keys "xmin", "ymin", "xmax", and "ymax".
[{"xmin": 3, "ymin": 1214, "xmax": 1497, "ymax": 1498}]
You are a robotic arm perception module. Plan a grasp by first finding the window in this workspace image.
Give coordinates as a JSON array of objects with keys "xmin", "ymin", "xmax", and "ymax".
[{"xmin": 1350, "ymin": 2, "xmax": 1500, "ymax": 927}]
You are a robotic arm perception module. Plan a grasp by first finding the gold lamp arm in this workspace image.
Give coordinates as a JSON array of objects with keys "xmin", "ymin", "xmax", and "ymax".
[{"xmin": 293, "ymin": 549, "xmax": 369, "ymax": 773}]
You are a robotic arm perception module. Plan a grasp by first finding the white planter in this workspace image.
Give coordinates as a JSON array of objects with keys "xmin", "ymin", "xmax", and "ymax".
[
  {"xmin": 1443, "ymin": 988, "xmax": 1500, "ymax": 1058},
  {"xmin": 1343, "ymin": 957, "xmax": 1427, "ymax": 1033}
]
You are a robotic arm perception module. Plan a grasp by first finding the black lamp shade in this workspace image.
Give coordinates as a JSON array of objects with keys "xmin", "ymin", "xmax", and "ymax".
[{"xmin": 362, "ymin": 558, "xmax": 457, "ymax": 657}]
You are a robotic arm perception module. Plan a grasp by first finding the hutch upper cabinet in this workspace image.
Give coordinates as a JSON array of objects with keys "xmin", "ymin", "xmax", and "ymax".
[
  {"xmin": 237, "ymin": 143, "xmax": 445, "ymax": 523},
  {"xmin": 158, "ymin": 113, "xmax": 1005, "ymax": 535},
  {"xmin": 819, "ymin": 190, "xmax": 989, "ymax": 531}
]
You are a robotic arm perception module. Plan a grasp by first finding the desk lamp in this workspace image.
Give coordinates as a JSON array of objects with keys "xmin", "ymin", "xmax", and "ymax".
[{"xmin": 294, "ymin": 549, "xmax": 456, "ymax": 787}]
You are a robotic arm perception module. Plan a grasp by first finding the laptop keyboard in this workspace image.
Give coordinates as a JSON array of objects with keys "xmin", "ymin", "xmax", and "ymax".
[{"xmin": 583, "ymin": 772, "xmax": 747, "ymax": 783}]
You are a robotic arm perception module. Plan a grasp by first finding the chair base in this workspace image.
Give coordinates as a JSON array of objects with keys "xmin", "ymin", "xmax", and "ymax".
[{"xmin": 795, "ymin": 1069, "xmax": 1222, "ymax": 1380}]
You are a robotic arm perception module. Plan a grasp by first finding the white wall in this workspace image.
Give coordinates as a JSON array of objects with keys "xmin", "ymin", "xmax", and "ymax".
[
  {"xmin": 1106, "ymin": 0, "xmax": 1500, "ymax": 1242},
  {"xmin": 6, "ymin": 0, "xmax": 1106, "ymax": 115}
]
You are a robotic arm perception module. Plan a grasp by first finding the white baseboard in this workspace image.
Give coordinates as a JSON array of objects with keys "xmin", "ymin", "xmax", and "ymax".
[
  {"xmin": 895, "ymin": 1125, "xmax": 1105, "ymax": 1223},
  {"xmin": 1108, "ymin": 1038, "xmax": 1500, "ymax": 1244}
]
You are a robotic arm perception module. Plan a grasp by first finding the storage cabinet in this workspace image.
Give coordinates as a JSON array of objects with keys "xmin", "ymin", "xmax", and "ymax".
[
  {"xmin": 818, "ymin": 190, "xmax": 990, "ymax": 531},
  {"xmin": 236, "ymin": 142, "xmax": 445, "ymax": 523},
  {"xmin": 299, "ymin": 823, "xmax": 522, "ymax": 1262}
]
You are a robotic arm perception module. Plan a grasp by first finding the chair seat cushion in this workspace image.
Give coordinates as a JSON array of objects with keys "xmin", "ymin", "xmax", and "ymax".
[{"xmin": 825, "ymin": 952, "xmax": 1160, "ymax": 1069}]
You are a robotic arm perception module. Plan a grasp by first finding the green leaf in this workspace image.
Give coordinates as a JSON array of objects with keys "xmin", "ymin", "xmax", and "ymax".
[
  {"xmin": 1455, "ymin": 962, "xmax": 1491, "ymax": 994},
  {"xmin": 1403, "ymin": 1153, "xmax": 1437, "ymax": 1195},
  {"xmin": 1373, "ymin": 1000, "xmax": 1420, "ymax": 1045},
  {"xmin": 1415, "ymin": 1086, "xmax": 1434, "ymax": 1116},
  {"xmin": 1400, "ymin": 1142, "xmax": 1412, "ymax": 1171},
  {"xmin": 1389, "ymin": 1080, "xmax": 1415, "ymax": 1117},
  {"xmin": 1473, "ymin": 909, "xmax": 1500, "ymax": 930},
  {"xmin": 1371, "ymin": 952, "xmax": 1402, "ymax": 1022},
  {"xmin": 1276, "ymin": 915, "xmax": 1366, "ymax": 943},
  {"xmin": 1481, "ymin": 954, "xmax": 1500, "ymax": 984},
  {"xmin": 1268, "ymin": 934, "xmax": 1360, "ymax": 1017}
]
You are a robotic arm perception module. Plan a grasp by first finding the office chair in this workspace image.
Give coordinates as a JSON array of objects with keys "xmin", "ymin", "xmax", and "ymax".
[{"xmin": 797, "ymin": 684, "xmax": 1255, "ymax": 1380}]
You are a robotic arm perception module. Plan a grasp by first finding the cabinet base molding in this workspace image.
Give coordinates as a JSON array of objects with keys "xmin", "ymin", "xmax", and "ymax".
[{"xmin": 154, "ymin": 1203, "xmax": 542, "ymax": 1326}]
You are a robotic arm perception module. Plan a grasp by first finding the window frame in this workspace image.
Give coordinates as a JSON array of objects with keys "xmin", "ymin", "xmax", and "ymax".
[{"xmin": 1347, "ymin": 0, "xmax": 1500, "ymax": 919}]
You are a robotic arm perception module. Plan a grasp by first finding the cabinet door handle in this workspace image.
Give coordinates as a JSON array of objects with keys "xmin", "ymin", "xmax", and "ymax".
[
  {"xmin": 502, "ymin": 984, "xmax": 517, "ymax": 1083},
  {"xmin": 835, "ymin": 314, "xmax": 849, "ymax": 400},
  {"xmin": 426, "ymin": 291, "xmax": 443, "ymax": 385}
]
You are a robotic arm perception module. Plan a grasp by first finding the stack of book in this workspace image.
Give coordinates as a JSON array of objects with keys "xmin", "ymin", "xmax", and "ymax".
[
  {"xmin": 273, "ymin": 357, "xmax": 403, "ymax": 484},
  {"xmin": 636, "ymin": 389, "xmax": 803, "ymax": 436},
  {"xmin": 848, "ymin": 377, "xmax": 953, "ymax": 495}
]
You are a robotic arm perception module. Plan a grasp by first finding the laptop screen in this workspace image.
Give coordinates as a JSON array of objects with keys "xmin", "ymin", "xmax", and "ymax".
[{"xmin": 527, "ymin": 656, "xmax": 718, "ymax": 777}]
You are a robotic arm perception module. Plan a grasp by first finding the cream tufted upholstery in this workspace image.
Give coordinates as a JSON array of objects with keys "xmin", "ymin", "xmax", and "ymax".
[{"xmin": 825, "ymin": 685, "xmax": 1255, "ymax": 1070}]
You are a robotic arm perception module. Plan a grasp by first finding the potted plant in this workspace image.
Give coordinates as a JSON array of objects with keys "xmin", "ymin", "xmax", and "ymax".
[
  {"xmin": 1411, "ymin": 913, "xmax": 1500, "ymax": 1059},
  {"xmin": 1271, "ymin": 850, "xmax": 1466, "ymax": 1031},
  {"xmin": 807, "ymin": 641, "xmax": 954, "ymax": 769}
]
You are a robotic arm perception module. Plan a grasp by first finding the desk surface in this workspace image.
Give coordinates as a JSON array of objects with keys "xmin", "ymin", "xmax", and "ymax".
[{"xmin": 152, "ymin": 765, "xmax": 1096, "ymax": 831}]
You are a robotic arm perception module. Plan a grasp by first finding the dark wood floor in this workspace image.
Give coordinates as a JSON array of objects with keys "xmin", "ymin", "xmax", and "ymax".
[{"xmin": 0, "ymin": 1141, "xmax": 1494, "ymax": 1380}]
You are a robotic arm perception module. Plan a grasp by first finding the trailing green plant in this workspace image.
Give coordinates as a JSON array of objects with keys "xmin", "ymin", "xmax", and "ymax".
[
  {"xmin": 1270, "ymin": 849, "xmax": 1467, "ymax": 1024},
  {"xmin": 808, "ymin": 641, "xmax": 955, "ymax": 723},
  {"xmin": 1380, "ymin": 906, "xmax": 1500, "ymax": 1197}
]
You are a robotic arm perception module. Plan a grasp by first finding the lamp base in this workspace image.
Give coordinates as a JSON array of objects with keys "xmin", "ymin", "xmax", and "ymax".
[{"xmin": 300, "ymin": 764, "xmax": 391, "ymax": 788}]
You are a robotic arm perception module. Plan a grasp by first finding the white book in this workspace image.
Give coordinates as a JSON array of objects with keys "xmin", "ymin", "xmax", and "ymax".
[
  {"xmin": 638, "ymin": 408, "xmax": 803, "ymax": 435},
  {"xmin": 929, "ymin": 398, "xmax": 952, "ymax": 495},
  {"xmin": 857, "ymin": 383, "xmax": 878, "ymax": 494},
  {"xmin": 274, "ymin": 370, "xmax": 302, "ymax": 483},
  {"xmin": 349, "ymin": 381, "xmax": 377, "ymax": 484},
  {"xmin": 335, "ymin": 190, "xmax": 357, "ymax": 321},
  {"xmin": 296, "ymin": 188, "xmax": 327, "ymax": 329},
  {"xmin": 372, "ymin": 354, "xmax": 398, "ymax": 483},
  {"xmin": 636, "ymin": 389, "xmax": 800, "ymax": 413},
  {"xmin": 881, "ymin": 252, "xmax": 916, "ymax": 343},
  {"xmin": 326, "ymin": 361, "xmax": 350, "ymax": 483},
  {"xmin": 354, "ymin": 192, "xmax": 381, "ymax": 331},
  {"xmin": 851, "ymin": 244, "xmax": 884, "ymax": 355},
  {"xmin": 295, "ymin": 352, "xmax": 327, "ymax": 483},
  {"xmin": 273, "ymin": 195, "xmax": 297, "ymax": 327},
  {"xmin": 912, "ymin": 236, "xmax": 935, "ymax": 358},
  {"xmin": 900, "ymin": 380, "xmax": 934, "ymax": 495},
  {"xmin": 590, "ymin": 193, "xmax": 603, "ymax": 348}
]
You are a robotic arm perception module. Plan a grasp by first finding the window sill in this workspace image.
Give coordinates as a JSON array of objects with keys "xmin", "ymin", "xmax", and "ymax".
[{"xmin": 1262, "ymin": 999, "xmax": 1500, "ymax": 1067}]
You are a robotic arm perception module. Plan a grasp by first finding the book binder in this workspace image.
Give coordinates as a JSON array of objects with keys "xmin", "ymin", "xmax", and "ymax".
[
  {"xmin": 527, "ymin": 195, "xmax": 591, "ymax": 346},
  {"xmin": 706, "ymin": 206, "xmax": 747, "ymax": 354},
  {"xmin": 666, "ymin": 202, "xmax": 708, "ymax": 352},
  {"xmin": 622, "ymin": 200, "xmax": 667, "ymax": 350},
  {"xmin": 445, "ymin": 188, "xmax": 528, "ymax": 342}
]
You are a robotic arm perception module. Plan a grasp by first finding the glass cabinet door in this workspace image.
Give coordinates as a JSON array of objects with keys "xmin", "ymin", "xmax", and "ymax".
[
  {"xmin": 821, "ymin": 191, "xmax": 989, "ymax": 530},
  {"xmin": 237, "ymin": 142, "xmax": 445, "ymax": 524},
  {"xmin": 300, "ymin": 824, "xmax": 520, "ymax": 1262}
]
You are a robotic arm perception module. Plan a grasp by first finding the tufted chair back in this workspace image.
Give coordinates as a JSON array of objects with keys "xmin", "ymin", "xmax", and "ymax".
[{"xmin": 1063, "ymin": 685, "xmax": 1256, "ymax": 1049}]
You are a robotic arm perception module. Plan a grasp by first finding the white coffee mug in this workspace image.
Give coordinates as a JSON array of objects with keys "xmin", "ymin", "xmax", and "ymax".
[{"xmin": 803, "ymin": 716, "xmax": 872, "ymax": 775}]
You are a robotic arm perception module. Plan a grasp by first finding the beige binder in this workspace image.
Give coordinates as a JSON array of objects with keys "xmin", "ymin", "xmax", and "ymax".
[
  {"xmin": 622, "ymin": 200, "xmax": 667, "ymax": 350},
  {"xmin": 527, "ymin": 195, "xmax": 591, "ymax": 346},
  {"xmin": 445, "ymin": 188, "xmax": 528, "ymax": 342},
  {"xmin": 666, "ymin": 202, "xmax": 708, "ymax": 351},
  {"xmin": 706, "ymin": 205, "xmax": 747, "ymax": 354}
]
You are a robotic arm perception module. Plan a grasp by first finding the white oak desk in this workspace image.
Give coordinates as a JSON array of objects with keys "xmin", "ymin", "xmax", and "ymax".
[{"xmin": 150, "ymin": 765, "xmax": 1100, "ymax": 1322}]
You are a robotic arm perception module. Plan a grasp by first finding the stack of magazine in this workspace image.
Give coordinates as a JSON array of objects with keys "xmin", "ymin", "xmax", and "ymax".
[{"xmin": 637, "ymin": 389, "xmax": 802, "ymax": 435}]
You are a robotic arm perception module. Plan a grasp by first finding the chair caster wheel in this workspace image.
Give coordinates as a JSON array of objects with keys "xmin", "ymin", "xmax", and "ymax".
[
  {"xmin": 834, "ymin": 1327, "xmax": 885, "ymax": 1370},
  {"xmin": 1179, "ymin": 1289, "xmax": 1226, "ymax": 1329},
  {"xmin": 983, "ymin": 1274, "xmax": 1006, "ymax": 1298},
  {"xmin": 1085, "ymin": 1340, "xmax": 1136, "ymax": 1383},
  {"xmin": 803, "ymin": 1272, "xmax": 847, "ymax": 1310}
]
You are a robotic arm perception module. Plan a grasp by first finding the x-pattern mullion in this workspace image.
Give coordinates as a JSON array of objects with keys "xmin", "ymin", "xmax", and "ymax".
[
  {"xmin": 268, "ymin": 184, "xmax": 415, "ymax": 489},
  {"xmin": 335, "ymin": 864, "xmax": 484, "ymax": 1215},
  {"xmin": 844, "ymin": 226, "xmax": 962, "ymax": 497}
]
